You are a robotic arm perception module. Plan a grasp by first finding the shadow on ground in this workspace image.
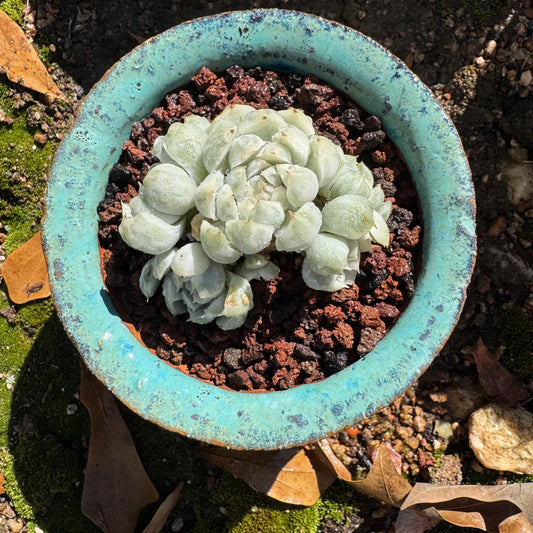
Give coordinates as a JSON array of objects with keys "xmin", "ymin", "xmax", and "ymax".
[{"xmin": 7, "ymin": 312, "xmax": 252, "ymax": 532}]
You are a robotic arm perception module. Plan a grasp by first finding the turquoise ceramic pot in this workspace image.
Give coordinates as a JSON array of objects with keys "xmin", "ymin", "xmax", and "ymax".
[{"xmin": 43, "ymin": 9, "xmax": 476, "ymax": 450}]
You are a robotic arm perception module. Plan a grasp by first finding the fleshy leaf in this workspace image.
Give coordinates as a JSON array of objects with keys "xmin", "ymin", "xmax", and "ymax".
[
  {"xmin": 273, "ymin": 125, "xmax": 311, "ymax": 166},
  {"xmin": 301, "ymin": 258, "xmax": 347, "ymax": 292},
  {"xmin": 237, "ymin": 108, "xmax": 287, "ymax": 139},
  {"xmin": 277, "ymin": 108, "xmax": 315, "ymax": 136},
  {"xmin": 305, "ymin": 232, "xmax": 350, "ymax": 276},
  {"xmin": 369, "ymin": 210, "xmax": 390, "ymax": 246},
  {"xmin": 119, "ymin": 212, "xmax": 184, "ymax": 255},
  {"xmin": 142, "ymin": 164, "xmax": 197, "ymax": 215},
  {"xmin": 306, "ymin": 135, "xmax": 344, "ymax": 190},
  {"xmin": 162, "ymin": 273, "xmax": 187, "ymax": 315},
  {"xmin": 226, "ymin": 219, "xmax": 274, "ymax": 255},
  {"xmin": 163, "ymin": 114, "xmax": 210, "ymax": 182},
  {"xmin": 277, "ymin": 164, "xmax": 319, "ymax": 209},
  {"xmin": 275, "ymin": 202, "xmax": 322, "ymax": 252},
  {"xmin": 171, "ymin": 242, "xmax": 212, "ymax": 278},
  {"xmin": 199, "ymin": 220, "xmax": 242, "ymax": 264},
  {"xmin": 129, "ymin": 192, "xmax": 182, "ymax": 224},
  {"xmin": 321, "ymin": 194, "xmax": 375, "ymax": 239},
  {"xmin": 139, "ymin": 258, "xmax": 160, "ymax": 299},
  {"xmin": 228, "ymin": 134, "xmax": 265, "ymax": 168},
  {"xmin": 194, "ymin": 170, "xmax": 224, "ymax": 219}
]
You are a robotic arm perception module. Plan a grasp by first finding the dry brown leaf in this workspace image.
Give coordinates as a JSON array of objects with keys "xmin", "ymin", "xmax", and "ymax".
[
  {"xmin": 0, "ymin": 471, "xmax": 4, "ymax": 494},
  {"xmin": 197, "ymin": 444, "xmax": 336, "ymax": 506},
  {"xmin": 499, "ymin": 512, "xmax": 533, "ymax": 533},
  {"xmin": 80, "ymin": 363, "xmax": 159, "ymax": 533},
  {"xmin": 472, "ymin": 337, "xmax": 528, "ymax": 409},
  {"xmin": 0, "ymin": 9, "xmax": 62, "ymax": 99},
  {"xmin": 394, "ymin": 508, "xmax": 441, "ymax": 533},
  {"xmin": 398, "ymin": 483, "xmax": 533, "ymax": 533},
  {"xmin": 316, "ymin": 440, "xmax": 412, "ymax": 507},
  {"xmin": 0, "ymin": 232, "xmax": 51, "ymax": 304},
  {"xmin": 142, "ymin": 482, "xmax": 184, "ymax": 533}
]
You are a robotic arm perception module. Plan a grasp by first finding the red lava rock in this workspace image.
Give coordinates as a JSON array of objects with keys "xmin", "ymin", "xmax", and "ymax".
[
  {"xmin": 333, "ymin": 322, "xmax": 355, "ymax": 348},
  {"xmin": 331, "ymin": 286, "xmax": 359, "ymax": 303},
  {"xmin": 294, "ymin": 82, "xmax": 334, "ymax": 107},
  {"xmin": 387, "ymin": 256, "xmax": 411, "ymax": 277},
  {"xmin": 375, "ymin": 302, "xmax": 400, "ymax": 320},
  {"xmin": 357, "ymin": 328, "xmax": 384, "ymax": 355},
  {"xmin": 371, "ymin": 150, "xmax": 387, "ymax": 164},
  {"xmin": 205, "ymin": 78, "xmax": 228, "ymax": 101},
  {"xmin": 230, "ymin": 75, "xmax": 271, "ymax": 105},
  {"xmin": 323, "ymin": 304, "xmax": 347, "ymax": 323},
  {"xmin": 374, "ymin": 276, "xmax": 404, "ymax": 302},
  {"xmin": 122, "ymin": 140, "xmax": 147, "ymax": 164},
  {"xmin": 192, "ymin": 66, "xmax": 218, "ymax": 90},
  {"xmin": 315, "ymin": 328, "xmax": 335, "ymax": 349},
  {"xmin": 362, "ymin": 248, "xmax": 388, "ymax": 274},
  {"xmin": 397, "ymin": 226, "xmax": 422, "ymax": 248},
  {"xmin": 360, "ymin": 306, "xmax": 386, "ymax": 331}
]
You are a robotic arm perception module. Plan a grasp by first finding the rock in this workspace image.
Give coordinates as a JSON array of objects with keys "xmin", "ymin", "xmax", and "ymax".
[
  {"xmin": 502, "ymin": 160, "xmax": 533, "ymax": 205},
  {"xmin": 433, "ymin": 419, "xmax": 454, "ymax": 440},
  {"xmin": 429, "ymin": 454, "xmax": 463, "ymax": 485},
  {"xmin": 469, "ymin": 403, "xmax": 533, "ymax": 474}
]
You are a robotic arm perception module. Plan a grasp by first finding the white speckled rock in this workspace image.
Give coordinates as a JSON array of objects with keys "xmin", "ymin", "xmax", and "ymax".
[{"xmin": 469, "ymin": 403, "xmax": 533, "ymax": 474}]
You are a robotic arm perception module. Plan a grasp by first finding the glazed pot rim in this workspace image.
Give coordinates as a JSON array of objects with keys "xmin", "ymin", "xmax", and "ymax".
[{"xmin": 43, "ymin": 8, "xmax": 476, "ymax": 450}]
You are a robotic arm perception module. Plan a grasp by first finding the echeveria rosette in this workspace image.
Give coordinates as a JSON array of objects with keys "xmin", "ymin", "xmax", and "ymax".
[{"xmin": 118, "ymin": 104, "xmax": 392, "ymax": 330}]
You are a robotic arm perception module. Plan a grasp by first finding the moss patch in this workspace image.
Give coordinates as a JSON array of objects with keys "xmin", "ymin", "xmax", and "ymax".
[
  {"xmin": 0, "ymin": 0, "xmax": 24, "ymax": 24},
  {"xmin": 189, "ymin": 474, "xmax": 362, "ymax": 533},
  {"xmin": 438, "ymin": 0, "xmax": 505, "ymax": 26},
  {"xmin": 497, "ymin": 307, "xmax": 533, "ymax": 377}
]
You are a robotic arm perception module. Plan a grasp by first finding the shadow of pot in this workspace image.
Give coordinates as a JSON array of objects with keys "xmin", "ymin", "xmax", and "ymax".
[{"xmin": 42, "ymin": 9, "xmax": 476, "ymax": 450}]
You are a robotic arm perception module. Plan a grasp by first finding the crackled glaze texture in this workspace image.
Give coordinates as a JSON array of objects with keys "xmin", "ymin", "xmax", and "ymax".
[{"xmin": 43, "ymin": 9, "xmax": 476, "ymax": 450}]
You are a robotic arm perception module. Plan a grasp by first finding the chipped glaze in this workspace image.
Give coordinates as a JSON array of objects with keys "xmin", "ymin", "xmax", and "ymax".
[{"xmin": 42, "ymin": 9, "xmax": 476, "ymax": 449}]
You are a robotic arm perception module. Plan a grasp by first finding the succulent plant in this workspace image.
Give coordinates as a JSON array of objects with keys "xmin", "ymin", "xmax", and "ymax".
[{"xmin": 118, "ymin": 104, "xmax": 391, "ymax": 329}]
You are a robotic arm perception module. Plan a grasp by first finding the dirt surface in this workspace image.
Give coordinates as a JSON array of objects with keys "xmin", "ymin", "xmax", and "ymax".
[{"xmin": 1, "ymin": 0, "xmax": 533, "ymax": 532}]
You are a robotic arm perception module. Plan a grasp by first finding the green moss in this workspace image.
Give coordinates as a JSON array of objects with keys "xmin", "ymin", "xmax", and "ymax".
[
  {"xmin": 0, "ymin": 0, "xmax": 24, "ymax": 24},
  {"xmin": 497, "ymin": 307, "xmax": 533, "ymax": 377},
  {"xmin": 0, "ymin": 447, "xmax": 35, "ymax": 521},
  {"xmin": 190, "ymin": 474, "xmax": 363, "ymax": 533},
  {"xmin": 438, "ymin": 0, "xmax": 505, "ymax": 26},
  {"xmin": 17, "ymin": 299, "xmax": 55, "ymax": 330}
]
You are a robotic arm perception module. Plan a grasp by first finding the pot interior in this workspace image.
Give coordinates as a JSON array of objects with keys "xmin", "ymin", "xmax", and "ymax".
[{"xmin": 43, "ymin": 9, "xmax": 475, "ymax": 449}]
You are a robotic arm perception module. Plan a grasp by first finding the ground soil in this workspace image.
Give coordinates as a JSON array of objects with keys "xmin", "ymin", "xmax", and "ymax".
[{"xmin": 1, "ymin": 0, "xmax": 532, "ymax": 532}]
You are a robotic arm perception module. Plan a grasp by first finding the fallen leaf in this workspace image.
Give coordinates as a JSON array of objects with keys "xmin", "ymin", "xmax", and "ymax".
[
  {"xmin": 197, "ymin": 444, "xmax": 336, "ymax": 506},
  {"xmin": 0, "ymin": 232, "xmax": 51, "ymax": 304},
  {"xmin": 142, "ymin": 482, "xmax": 184, "ymax": 533},
  {"xmin": 499, "ymin": 512, "xmax": 533, "ymax": 533},
  {"xmin": 472, "ymin": 337, "xmax": 528, "ymax": 409},
  {"xmin": 80, "ymin": 363, "xmax": 159, "ymax": 533},
  {"xmin": 394, "ymin": 508, "xmax": 441, "ymax": 533},
  {"xmin": 316, "ymin": 440, "xmax": 412, "ymax": 507},
  {"xmin": 0, "ymin": 10, "xmax": 62, "ymax": 99},
  {"xmin": 0, "ymin": 471, "xmax": 4, "ymax": 494},
  {"xmin": 398, "ymin": 483, "xmax": 533, "ymax": 533}
]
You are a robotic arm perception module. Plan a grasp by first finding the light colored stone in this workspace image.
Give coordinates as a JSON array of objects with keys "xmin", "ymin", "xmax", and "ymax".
[
  {"xmin": 521, "ymin": 70, "xmax": 533, "ymax": 86},
  {"xmin": 469, "ymin": 403, "xmax": 533, "ymax": 474},
  {"xmin": 433, "ymin": 419, "xmax": 454, "ymax": 440}
]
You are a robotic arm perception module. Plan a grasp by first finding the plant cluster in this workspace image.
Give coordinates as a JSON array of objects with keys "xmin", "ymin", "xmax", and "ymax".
[{"xmin": 119, "ymin": 104, "xmax": 391, "ymax": 329}]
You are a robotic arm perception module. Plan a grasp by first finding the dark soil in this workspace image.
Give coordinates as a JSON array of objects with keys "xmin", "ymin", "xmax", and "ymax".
[{"xmin": 97, "ymin": 66, "xmax": 422, "ymax": 392}]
